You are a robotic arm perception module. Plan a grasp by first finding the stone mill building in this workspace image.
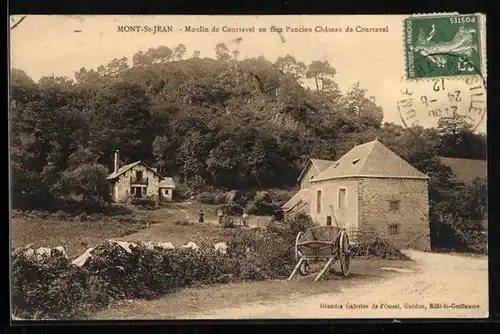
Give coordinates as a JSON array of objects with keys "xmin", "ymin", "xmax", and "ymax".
[{"xmin": 283, "ymin": 139, "xmax": 431, "ymax": 251}]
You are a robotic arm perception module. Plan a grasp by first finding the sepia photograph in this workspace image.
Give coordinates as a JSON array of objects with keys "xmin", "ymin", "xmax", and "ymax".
[{"xmin": 9, "ymin": 14, "xmax": 487, "ymax": 320}]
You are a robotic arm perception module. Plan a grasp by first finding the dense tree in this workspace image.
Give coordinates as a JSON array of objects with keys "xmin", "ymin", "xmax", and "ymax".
[
  {"xmin": 9, "ymin": 44, "xmax": 487, "ymax": 252},
  {"xmin": 437, "ymin": 113, "xmax": 486, "ymax": 159},
  {"xmin": 58, "ymin": 147, "xmax": 109, "ymax": 201},
  {"xmin": 88, "ymin": 81, "xmax": 155, "ymax": 166},
  {"xmin": 275, "ymin": 55, "xmax": 306, "ymax": 84}
]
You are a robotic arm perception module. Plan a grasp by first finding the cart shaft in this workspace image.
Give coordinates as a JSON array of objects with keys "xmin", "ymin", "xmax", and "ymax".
[
  {"xmin": 287, "ymin": 257, "xmax": 305, "ymax": 280},
  {"xmin": 314, "ymin": 256, "xmax": 336, "ymax": 282}
]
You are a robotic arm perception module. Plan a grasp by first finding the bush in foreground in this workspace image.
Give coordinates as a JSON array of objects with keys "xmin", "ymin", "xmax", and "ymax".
[
  {"xmin": 350, "ymin": 237, "xmax": 410, "ymax": 260},
  {"xmin": 11, "ymin": 243, "xmax": 237, "ymax": 320},
  {"xmin": 11, "ymin": 224, "xmax": 298, "ymax": 320},
  {"xmin": 11, "ymin": 215, "xmax": 409, "ymax": 320}
]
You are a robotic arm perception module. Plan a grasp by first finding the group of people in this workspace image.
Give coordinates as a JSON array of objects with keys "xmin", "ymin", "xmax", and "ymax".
[{"xmin": 198, "ymin": 208, "xmax": 249, "ymax": 226}]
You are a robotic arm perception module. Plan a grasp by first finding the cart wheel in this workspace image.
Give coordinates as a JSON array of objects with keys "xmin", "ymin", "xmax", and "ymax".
[
  {"xmin": 299, "ymin": 260, "xmax": 310, "ymax": 276},
  {"xmin": 339, "ymin": 230, "xmax": 351, "ymax": 277},
  {"xmin": 295, "ymin": 231, "xmax": 303, "ymax": 261}
]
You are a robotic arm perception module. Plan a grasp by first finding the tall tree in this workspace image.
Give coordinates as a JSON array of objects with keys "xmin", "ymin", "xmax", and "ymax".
[
  {"xmin": 173, "ymin": 44, "xmax": 187, "ymax": 60},
  {"xmin": 274, "ymin": 55, "xmax": 306, "ymax": 84},
  {"xmin": 306, "ymin": 60, "xmax": 338, "ymax": 93},
  {"xmin": 437, "ymin": 113, "xmax": 486, "ymax": 159},
  {"xmin": 343, "ymin": 82, "xmax": 384, "ymax": 129},
  {"xmin": 105, "ymin": 57, "xmax": 129, "ymax": 77},
  {"xmin": 215, "ymin": 43, "xmax": 231, "ymax": 62}
]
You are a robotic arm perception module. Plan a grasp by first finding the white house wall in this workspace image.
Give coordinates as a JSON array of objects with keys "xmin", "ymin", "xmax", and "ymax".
[
  {"xmin": 300, "ymin": 164, "xmax": 314, "ymax": 189},
  {"xmin": 112, "ymin": 164, "xmax": 161, "ymax": 202},
  {"xmin": 310, "ymin": 178, "xmax": 359, "ymax": 238},
  {"xmin": 159, "ymin": 187, "xmax": 174, "ymax": 201}
]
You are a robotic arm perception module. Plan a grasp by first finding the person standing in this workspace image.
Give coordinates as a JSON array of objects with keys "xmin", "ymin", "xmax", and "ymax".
[
  {"xmin": 242, "ymin": 210, "xmax": 249, "ymax": 227},
  {"xmin": 199, "ymin": 208, "xmax": 204, "ymax": 223},
  {"xmin": 217, "ymin": 209, "xmax": 224, "ymax": 224}
]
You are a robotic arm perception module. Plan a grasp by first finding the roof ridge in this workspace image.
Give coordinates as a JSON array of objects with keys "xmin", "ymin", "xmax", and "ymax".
[
  {"xmin": 356, "ymin": 141, "xmax": 377, "ymax": 173},
  {"xmin": 359, "ymin": 141, "xmax": 428, "ymax": 178}
]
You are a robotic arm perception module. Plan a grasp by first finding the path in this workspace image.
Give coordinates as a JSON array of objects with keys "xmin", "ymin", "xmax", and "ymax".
[
  {"xmin": 120, "ymin": 202, "xmax": 269, "ymax": 245},
  {"xmin": 184, "ymin": 251, "xmax": 488, "ymax": 319}
]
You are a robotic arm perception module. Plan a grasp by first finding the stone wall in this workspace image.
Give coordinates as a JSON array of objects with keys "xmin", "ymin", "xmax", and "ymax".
[{"xmin": 357, "ymin": 177, "xmax": 430, "ymax": 251}]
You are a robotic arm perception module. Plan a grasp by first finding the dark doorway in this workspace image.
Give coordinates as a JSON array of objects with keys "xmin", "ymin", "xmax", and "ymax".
[
  {"xmin": 326, "ymin": 216, "xmax": 332, "ymax": 226},
  {"xmin": 135, "ymin": 187, "xmax": 143, "ymax": 198}
]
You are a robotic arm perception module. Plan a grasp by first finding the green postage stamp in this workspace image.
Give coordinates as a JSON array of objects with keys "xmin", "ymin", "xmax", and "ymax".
[{"xmin": 405, "ymin": 14, "xmax": 483, "ymax": 79}]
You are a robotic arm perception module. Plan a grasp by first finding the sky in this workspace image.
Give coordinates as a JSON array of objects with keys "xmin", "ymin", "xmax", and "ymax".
[{"xmin": 10, "ymin": 15, "xmax": 486, "ymax": 133}]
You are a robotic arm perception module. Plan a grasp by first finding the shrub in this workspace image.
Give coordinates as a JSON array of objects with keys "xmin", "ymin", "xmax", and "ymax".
[
  {"xmin": 221, "ymin": 228, "xmax": 296, "ymax": 279},
  {"xmin": 78, "ymin": 212, "xmax": 88, "ymax": 222},
  {"xmin": 217, "ymin": 203, "xmax": 244, "ymax": 216},
  {"xmin": 196, "ymin": 191, "xmax": 225, "ymax": 205},
  {"xmin": 221, "ymin": 216, "xmax": 235, "ymax": 229},
  {"xmin": 11, "ymin": 247, "xmax": 108, "ymax": 320},
  {"xmin": 254, "ymin": 191, "xmax": 272, "ymax": 203},
  {"xmin": 101, "ymin": 204, "xmax": 133, "ymax": 216},
  {"xmin": 12, "ymin": 223, "xmax": 303, "ymax": 319},
  {"xmin": 266, "ymin": 212, "xmax": 315, "ymax": 241},
  {"xmin": 54, "ymin": 210, "xmax": 70, "ymax": 220},
  {"xmin": 224, "ymin": 190, "xmax": 241, "ymax": 203},
  {"xmin": 238, "ymin": 190, "xmax": 257, "ymax": 205},
  {"xmin": 429, "ymin": 178, "xmax": 487, "ymax": 254},
  {"xmin": 287, "ymin": 212, "xmax": 315, "ymax": 237},
  {"xmin": 53, "ymin": 196, "xmax": 106, "ymax": 216},
  {"xmin": 245, "ymin": 191, "xmax": 279, "ymax": 216},
  {"xmin": 350, "ymin": 237, "xmax": 410, "ymax": 260},
  {"xmin": 265, "ymin": 188, "xmax": 298, "ymax": 207},
  {"xmin": 11, "ymin": 243, "xmax": 236, "ymax": 319},
  {"xmin": 79, "ymin": 196, "xmax": 106, "ymax": 214},
  {"xmin": 130, "ymin": 197, "xmax": 156, "ymax": 209},
  {"xmin": 172, "ymin": 183, "xmax": 193, "ymax": 201},
  {"xmin": 245, "ymin": 202, "xmax": 278, "ymax": 216}
]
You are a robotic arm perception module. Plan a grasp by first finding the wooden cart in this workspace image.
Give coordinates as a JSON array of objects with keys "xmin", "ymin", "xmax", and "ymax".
[{"xmin": 288, "ymin": 226, "xmax": 351, "ymax": 282}]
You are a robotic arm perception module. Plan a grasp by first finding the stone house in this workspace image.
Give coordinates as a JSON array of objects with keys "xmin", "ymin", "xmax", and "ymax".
[
  {"xmin": 283, "ymin": 140, "xmax": 431, "ymax": 251},
  {"xmin": 107, "ymin": 150, "xmax": 175, "ymax": 203}
]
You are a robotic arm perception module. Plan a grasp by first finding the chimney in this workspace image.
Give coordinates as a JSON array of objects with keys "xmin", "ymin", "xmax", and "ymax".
[{"xmin": 114, "ymin": 150, "xmax": 119, "ymax": 173}]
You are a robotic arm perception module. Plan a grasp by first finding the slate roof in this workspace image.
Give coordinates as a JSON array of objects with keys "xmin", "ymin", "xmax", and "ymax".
[
  {"xmin": 159, "ymin": 177, "xmax": 176, "ymax": 188},
  {"xmin": 107, "ymin": 161, "xmax": 162, "ymax": 180},
  {"xmin": 312, "ymin": 140, "xmax": 429, "ymax": 182},
  {"xmin": 297, "ymin": 158, "xmax": 336, "ymax": 183},
  {"xmin": 439, "ymin": 156, "xmax": 487, "ymax": 184},
  {"xmin": 282, "ymin": 189, "xmax": 311, "ymax": 212}
]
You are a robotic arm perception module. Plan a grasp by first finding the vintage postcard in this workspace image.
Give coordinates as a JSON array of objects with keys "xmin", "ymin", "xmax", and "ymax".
[{"xmin": 9, "ymin": 14, "xmax": 487, "ymax": 321}]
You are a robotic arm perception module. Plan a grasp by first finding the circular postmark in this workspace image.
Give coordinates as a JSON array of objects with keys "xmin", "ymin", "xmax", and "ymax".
[{"xmin": 398, "ymin": 53, "xmax": 486, "ymax": 134}]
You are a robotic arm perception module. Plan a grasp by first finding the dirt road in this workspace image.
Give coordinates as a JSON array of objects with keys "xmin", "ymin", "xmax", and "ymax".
[{"xmin": 186, "ymin": 250, "xmax": 488, "ymax": 319}]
